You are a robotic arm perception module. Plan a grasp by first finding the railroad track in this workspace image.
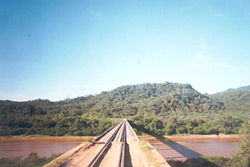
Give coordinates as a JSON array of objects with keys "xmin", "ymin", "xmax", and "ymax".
[
  {"xmin": 66, "ymin": 119, "xmax": 138, "ymax": 167},
  {"xmin": 45, "ymin": 119, "xmax": 170, "ymax": 167},
  {"xmin": 118, "ymin": 120, "xmax": 126, "ymax": 167},
  {"xmin": 87, "ymin": 120, "xmax": 126, "ymax": 167}
]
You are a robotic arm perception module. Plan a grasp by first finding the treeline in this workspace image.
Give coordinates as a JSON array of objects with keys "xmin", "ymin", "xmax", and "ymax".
[
  {"xmin": 0, "ymin": 114, "xmax": 244, "ymax": 136},
  {"xmin": 0, "ymin": 116, "xmax": 116, "ymax": 136},
  {"xmin": 210, "ymin": 89, "xmax": 250, "ymax": 116},
  {"xmin": 0, "ymin": 82, "xmax": 249, "ymax": 136},
  {"xmin": 130, "ymin": 114, "xmax": 244, "ymax": 136}
]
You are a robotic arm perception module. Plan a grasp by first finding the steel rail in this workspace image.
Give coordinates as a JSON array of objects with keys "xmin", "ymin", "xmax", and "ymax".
[
  {"xmin": 117, "ymin": 122, "xmax": 126, "ymax": 167},
  {"xmin": 86, "ymin": 120, "xmax": 125, "ymax": 167},
  {"xmin": 94, "ymin": 121, "xmax": 120, "ymax": 142},
  {"xmin": 121, "ymin": 121, "xmax": 126, "ymax": 167}
]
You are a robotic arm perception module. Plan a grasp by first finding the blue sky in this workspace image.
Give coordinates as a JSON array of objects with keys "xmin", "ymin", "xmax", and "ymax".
[{"xmin": 0, "ymin": 0, "xmax": 250, "ymax": 101}]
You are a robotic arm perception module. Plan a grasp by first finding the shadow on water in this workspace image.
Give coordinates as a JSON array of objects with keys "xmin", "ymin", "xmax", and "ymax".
[
  {"xmin": 168, "ymin": 157, "xmax": 219, "ymax": 167},
  {"xmin": 154, "ymin": 136, "xmax": 203, "ymax": 159},
  {"xmin": 128, "ymin": 120, "xmax": 203, "ymax": 159},
  {"xmin": 128, "ymin": 121, "xmax": 220, "ymax": 167}
]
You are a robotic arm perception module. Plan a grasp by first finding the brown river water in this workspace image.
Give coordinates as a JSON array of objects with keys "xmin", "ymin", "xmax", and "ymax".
[
  {"xmin": 0, "ymin": 135, "xmax": 241, "ymax": 161},
  {"xmin": 142, "ymin": 135, "xmax": 242, "ymax": 161},
  {"xmin": 0, "ymin": 137, "xmax": 84, "ymax": 158}
]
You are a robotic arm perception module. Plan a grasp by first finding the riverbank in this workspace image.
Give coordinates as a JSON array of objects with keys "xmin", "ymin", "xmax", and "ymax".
[
  {"xmin": 1, "ymin": 134, "xmax": 242, "ymax": 143},
  {"xmin": 1, "ymin": 134, "xmax": 242, "ymax": 139},
  {"xmin": 0, "ymin": 136, "xmax": 94, "ymax": 142},
  {"xmin": 140, "ymin": 134, "xmax": 243, "ymax": 140}
]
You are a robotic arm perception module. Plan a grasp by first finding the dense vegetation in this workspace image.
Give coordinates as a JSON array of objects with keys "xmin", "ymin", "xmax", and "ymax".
[
  {"xmin": 0, "ymin": 82, "xmax": 249, "ymax": 136},
  {"xmin": 0, "ymin": 153, "xmax": 61, "ymax": 167},
  {"xmin": 210, "ymin": 89, "xmax": 250, "ymax": 117}
]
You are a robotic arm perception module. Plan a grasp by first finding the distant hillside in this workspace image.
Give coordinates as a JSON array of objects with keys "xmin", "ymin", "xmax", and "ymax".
[
  {"xmin": 0, "ymin": 82, "xmax": 248, "ymax": 136},
  {"xmin": 225, "ymin": 85, "xmax": 250, "ymax": 92},
  {"xmin": 66, "ymin": 82, "xmax": 224, "ymax": 117},
  {"xmin": 0, "ymin": 82, "xmax": 224, "ymax": 117},
  {"xmin": 210, "ymin": 89, "xmax": 250, "ymax": 117}
]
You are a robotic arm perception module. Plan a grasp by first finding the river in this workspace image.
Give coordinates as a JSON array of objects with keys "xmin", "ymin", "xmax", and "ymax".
[
  {"xmin": 0, "ymin": 135, "xmax": 241, "ymax": 160},
  {"xmin": 142, "ymin": 135, "xmax": 242, "ymax": 161},
  {"xmin": 0, "ymin": 137, "xmax": 84, "ymax": 158}
]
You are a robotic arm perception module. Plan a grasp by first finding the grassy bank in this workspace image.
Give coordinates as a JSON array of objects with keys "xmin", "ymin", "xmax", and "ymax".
[
  {"xmin": 168, "ymin": 155, "xmax": 249, "ymax": 167},
  {"xmin": 139, "ymin": 140, "xmax": 171, "ymax": 167},
  {"xmin": 0, "ymin": 153, "xmax": 61, "ymax": 167}
]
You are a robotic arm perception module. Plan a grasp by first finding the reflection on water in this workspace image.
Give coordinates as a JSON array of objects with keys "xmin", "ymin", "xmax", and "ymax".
[
  {"xmin": 0, "ymin": 138, "xmax": 83, "ymax": 158},
  {"xmin": 143, "ymin": 136, "xmax": 241, "ymax": 161}
]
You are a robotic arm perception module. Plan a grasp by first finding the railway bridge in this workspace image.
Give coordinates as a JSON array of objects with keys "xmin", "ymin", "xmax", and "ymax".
[{"xmin": 44, "ymin": 119, "xmax": 170, "ymax": 167}]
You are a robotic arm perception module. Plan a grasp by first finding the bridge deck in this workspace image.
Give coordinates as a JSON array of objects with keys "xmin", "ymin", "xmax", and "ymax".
[{"xmin": 44, "ymin": 120, "xmax": 170, "ymax": 167}]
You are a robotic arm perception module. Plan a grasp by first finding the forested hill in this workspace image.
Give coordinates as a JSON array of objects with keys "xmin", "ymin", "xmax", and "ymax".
[
  {"xmin": 0, "ymin": 82, "xmax": 248, "ymax": 136},
  {"xmin": 224, "ymin": 85, "xmax": 250, "ymax": 92},
  {"xmin": 67, "ymin": 82, "xmax": 224, "ymax": 117},
  {"xmin": 210, "ymin": 89, "xmax": 250, "ymax": 116}
]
